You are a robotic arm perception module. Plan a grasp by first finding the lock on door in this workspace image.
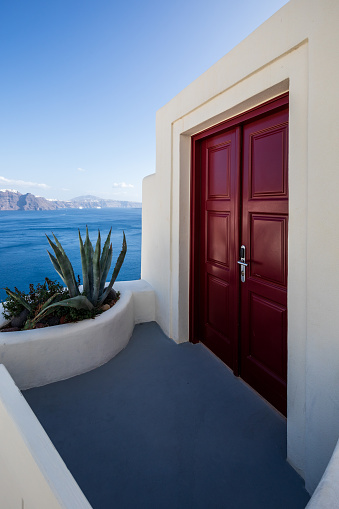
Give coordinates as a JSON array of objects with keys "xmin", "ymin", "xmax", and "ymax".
[{"xmin": 237, "ymin": 245, "xmax": 248, "ymax": 283}]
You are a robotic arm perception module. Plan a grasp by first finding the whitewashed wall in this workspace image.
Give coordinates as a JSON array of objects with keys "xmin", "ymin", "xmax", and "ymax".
[
  {"xmin": 142, "ymin": 0, "xmax": 339, "ymax": 493},
  {"xmin": 0, "ymin": 364, "xmax": 92, "ymax": 509}
]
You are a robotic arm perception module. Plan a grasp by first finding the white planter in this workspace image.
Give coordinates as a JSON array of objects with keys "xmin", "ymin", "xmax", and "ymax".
[{"xmin": 0, "ymin": 280, "xmax": 155, "ymax": 389}]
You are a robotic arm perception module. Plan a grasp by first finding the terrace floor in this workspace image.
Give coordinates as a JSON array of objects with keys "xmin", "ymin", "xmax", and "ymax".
[{"xmin": 23, "ymin": 322, "xmax": 310, "ymax": 509}]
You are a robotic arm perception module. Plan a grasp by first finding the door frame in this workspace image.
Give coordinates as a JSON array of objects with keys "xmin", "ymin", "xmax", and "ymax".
[{"xmin": 189, "ymin": 93, "xmax": 289, "ymax": 379}]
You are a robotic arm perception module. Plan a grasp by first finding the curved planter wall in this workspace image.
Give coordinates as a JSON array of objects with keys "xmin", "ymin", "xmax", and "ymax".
[{"xmin": 0, "ymin": 280, "xmax": 155, "ymax": 390}]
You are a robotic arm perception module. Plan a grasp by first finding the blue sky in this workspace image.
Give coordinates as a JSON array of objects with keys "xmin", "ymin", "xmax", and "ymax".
[{"xmin": 0, "ymin": 0, "xmax": 288, "ymax": 202}]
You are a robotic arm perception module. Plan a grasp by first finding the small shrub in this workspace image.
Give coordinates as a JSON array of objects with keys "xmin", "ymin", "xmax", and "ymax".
[{"xmin": 2, "ymin": 278, "xmax": 68, "ymax": 321}]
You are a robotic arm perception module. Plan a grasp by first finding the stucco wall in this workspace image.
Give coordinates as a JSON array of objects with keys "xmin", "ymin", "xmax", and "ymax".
[
  {"xmin": 142, "ymin": 0, "xmax": 339, "ymax": 493},
  {"xmin": 0, "ymin": 364, "xmax": 92, "ymax": 508},
  {"xmin": 306, "ymin": 438, "xmax": 339, "ymax": 508}
]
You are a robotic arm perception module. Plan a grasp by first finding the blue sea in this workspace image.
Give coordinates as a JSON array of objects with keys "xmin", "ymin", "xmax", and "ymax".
[{"xmin": 0, "ymin": 208, "xmax": 142, "ymax": 303}]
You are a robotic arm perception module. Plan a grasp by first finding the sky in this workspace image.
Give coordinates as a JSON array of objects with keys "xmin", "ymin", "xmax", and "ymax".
[{"xmin": 0, "ymin": 0, "xmax": 289, "ymax": 203}]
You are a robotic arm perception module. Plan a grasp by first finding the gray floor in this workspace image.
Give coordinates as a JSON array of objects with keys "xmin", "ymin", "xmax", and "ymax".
[{"xmin": 24, "ymin": 322, "xmax": 310, "ymax": 509}]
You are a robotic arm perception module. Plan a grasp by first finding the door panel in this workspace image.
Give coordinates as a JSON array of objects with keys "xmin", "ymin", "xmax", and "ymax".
[
  {"xmin": 207, "ymin": 212, "xmax": 230, "ymax": 267},
  {"xmin": 249, "ymin": 293, "xmax": 286, "ymax": 378},
  {"xmin": 191, "ymin": 96, "xmax": 288, "ymax": 415},
  {"xmin": 200, "ymin": 128, "xmax": 240, "ymax": 369},
  {"xmin": 250, "ymin": 126, "xmax": 288, "ymax": 198},
  {"xmin": 250, "ymin": 215, "xmax": 287, "ymax": 286},
  {"xmin": 207, "ymin": 275, "xmax": 230, "ymax": 337},
  {"xmin": 241, "ymin": 108, "xmax": 288, "ymax": 415}
]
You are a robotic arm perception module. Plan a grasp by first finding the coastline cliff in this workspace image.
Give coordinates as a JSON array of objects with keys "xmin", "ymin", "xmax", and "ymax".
[{"xmin": 0, "ymin": 190, "xmax": 141, "ymax": 211}]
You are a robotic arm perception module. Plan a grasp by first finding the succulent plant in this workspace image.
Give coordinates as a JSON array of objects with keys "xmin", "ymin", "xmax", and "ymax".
[
  {"xmin": 45, "ymin": 227, "xmax": 127, "ymax": 312},
  {"xmin": 2, "ymin": 229, "xmax": 126, "ymax": 330}
]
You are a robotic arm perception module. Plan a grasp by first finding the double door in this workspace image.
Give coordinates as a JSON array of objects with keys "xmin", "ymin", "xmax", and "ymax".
[{"xmin": 191, "ymin": 97, "xmax": 288, "ymax": 415}]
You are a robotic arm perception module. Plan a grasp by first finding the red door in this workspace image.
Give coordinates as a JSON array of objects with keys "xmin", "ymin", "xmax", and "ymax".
[
  {"xmin": 191, "ymin": 95, "xmax": 288, "ymax": 415},
  {"xmin": 197, "ymin": 127, "xmax": 241, "ymax": 370}
]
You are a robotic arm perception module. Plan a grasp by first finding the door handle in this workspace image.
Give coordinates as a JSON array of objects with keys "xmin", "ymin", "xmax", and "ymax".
[{"xmin": 237, "ymin": 245, "xmax": 247, "ymax": 283}]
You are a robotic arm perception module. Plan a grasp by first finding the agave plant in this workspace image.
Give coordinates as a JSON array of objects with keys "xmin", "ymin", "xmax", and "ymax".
[
  {"xmin": 45, "ymin": 227, "xmax": 127, "ymax": 312},
  {"xmin": 3, "ymin": 228, "xmax": 126, "ymax": 329}
]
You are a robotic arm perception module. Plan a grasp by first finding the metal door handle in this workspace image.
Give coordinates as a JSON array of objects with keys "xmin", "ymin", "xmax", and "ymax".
[{"xmin": 237, "ymin": 245, "xmax": 247, "ymax": 283}]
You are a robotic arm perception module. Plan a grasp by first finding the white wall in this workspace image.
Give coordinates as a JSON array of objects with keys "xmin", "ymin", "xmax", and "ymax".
[
  {"xmin": 0, "ymin": 364, "xmax": 92, "ymax": 509},
  {"xmin": 142, "ymin": 0, "xmax": 339, "ymax": 493},
  {"xmin": 306, "ymin": 438, "xmax": 339, "ymax": 508}
]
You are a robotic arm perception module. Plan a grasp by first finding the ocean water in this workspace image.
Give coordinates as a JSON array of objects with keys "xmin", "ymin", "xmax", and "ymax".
[{"xmin": 0, "ymin": 208, "xmax": 142, "ymax": 303}]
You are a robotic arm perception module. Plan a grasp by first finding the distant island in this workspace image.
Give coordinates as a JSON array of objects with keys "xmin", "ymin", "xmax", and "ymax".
[{"xmin": 0, "ymin": 190, "xmax": 142, "ymax": 211}]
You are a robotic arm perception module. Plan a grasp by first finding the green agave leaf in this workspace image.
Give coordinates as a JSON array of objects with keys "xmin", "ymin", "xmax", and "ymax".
[
  {"xmin": 110, "ymin": 231, "xmax": 127, "ymax": 285},
  {"xmin": 92, "ymin": 231, "xmax": 101, "ymax": 305},
  {"xmin": 52, "ymin": 233, "xmax": 79, "ymax": 297},
  {"xmin": 46, "ymin": 235, "xmax": 70, "ymax": 282},
  {"xmin": 46, "ymin": 234, "xmax": 79, "ymax": 297},
  {"xmin": 48, "ymin": 295, "xmax": 94, "ymax": 311},
  {"xmin": 46, "ymin": 250, "xmax": 66, "ymax": 286},
  {"xmin": 45, "ymin": 234, "xmax": 62, "ymax": 262},
  {"xmin": 100, "ymin": 228, "xmax": 112, "ymax": 271},
  {"xmin": 41, "ymin": 292, "xmax": 61, "ymax": 310},
  {"xmin": 99, "ymin": 228, "xmax": 112, "ymax": 296},
  {"xmin": 98, "ymin": 231, "xmax": 127, "ymax": 306},
  {"xmin": 84, "ymin": 226, "xmax": 94, "ymax": 301},
  {"xmin": 32, "ymin": 293, "xmax": 62, "ymax": 323},
  {"xmin": 99, "ymin": 245, "xmax": 113, "ymax": 296},
  {"xmin": 4, "ymin": 288, "xmax": 32, "ymax": 312},
  {"xmin": 78, "ymin": 230, "xmax": 89, "ymax": 296}
]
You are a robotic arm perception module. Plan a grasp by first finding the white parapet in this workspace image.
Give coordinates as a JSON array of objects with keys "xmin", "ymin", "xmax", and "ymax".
[
  {"xmin": 0, "ymin": 279, "xmax": 155, "ymax": 390},
  {"xmin": 0, "ymin": 364, "xmax": 92, "ymax": 509},
  {"xmin": 115, "ymin": 279, "xmax": 156, "ymax": 324}
]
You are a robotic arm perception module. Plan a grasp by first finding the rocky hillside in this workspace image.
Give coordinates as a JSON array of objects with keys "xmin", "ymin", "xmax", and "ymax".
[
  {"xmin": 69, "ymin": 195, "xmax": 141, "ymax": 209},
  {"xmin": 0, "ymin": 190, "xmax": 141, "ymax": 211}
]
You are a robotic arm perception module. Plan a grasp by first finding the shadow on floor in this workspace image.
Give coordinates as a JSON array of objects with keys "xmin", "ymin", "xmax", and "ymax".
[{"xmin": 24, "ymin": 322, "xmax": 310, "ymax": 509}]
